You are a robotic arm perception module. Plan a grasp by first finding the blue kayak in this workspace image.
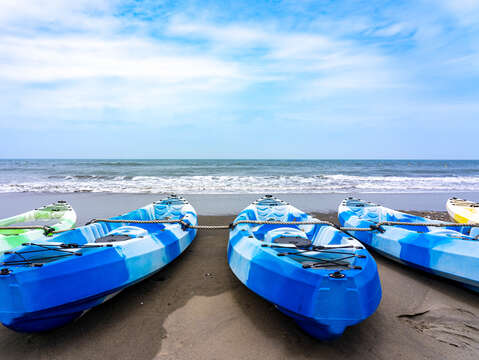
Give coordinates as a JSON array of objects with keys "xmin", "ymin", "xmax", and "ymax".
[
  {"xmin": 228, "ymin": 196, "xmax": 382, "ymax": 340},
  {"xmin": 0, "ymin": 195, "xmax": 197, "ymax": 332},
  {"xmin": 338, "ymin": 198, "xmax": 479, "ymax": 292}
]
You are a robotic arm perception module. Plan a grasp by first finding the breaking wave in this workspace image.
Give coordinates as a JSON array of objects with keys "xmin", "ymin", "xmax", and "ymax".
[{"xmin": 1, "ymin": 174, "xmax": 479, "ymax": 194}]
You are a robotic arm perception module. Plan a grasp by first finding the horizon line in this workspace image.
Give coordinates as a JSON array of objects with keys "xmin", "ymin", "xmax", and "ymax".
[{"xmin": 1, "ymin": 158, "xmax": 479, "ymax": 161}]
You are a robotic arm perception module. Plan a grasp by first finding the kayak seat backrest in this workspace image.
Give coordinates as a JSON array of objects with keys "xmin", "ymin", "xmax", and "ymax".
[
  {"xmin": 95, "ymin": 234, "xmax": 133, "ymax": 243},
  {"xmin": 274, "ymin": 236, "xmax": 311, "ymax": 247},
  {"xmin": 78, "ymin": 223, "xmax": 147, "ymax": 244},
  {"xmin": 264, "ymin": 227, "xmax": 310, "ymax": 246},
  {"xmin": 79, "ymin": 222, "xmax": 111, "ymax": 244},
  {"xmin": 95, "ymin": 226, "xmax": 148, "ymax": 243}
]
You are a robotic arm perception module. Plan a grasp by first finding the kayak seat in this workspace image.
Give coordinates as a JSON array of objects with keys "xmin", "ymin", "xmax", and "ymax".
[
  {"xmin": 274, "ymin": 235, "xmax": 311, "ymax": 247},
  {"xmin": 95, "ymin": 234, "xmax": 133, "ymax": 243},
  {"xmin": 264, "ymin": 227, "xmax": 311, "ymax": 246},
  {"xmin": 95, "ymin": 226, "xmax": 148, "ymax": 243}
]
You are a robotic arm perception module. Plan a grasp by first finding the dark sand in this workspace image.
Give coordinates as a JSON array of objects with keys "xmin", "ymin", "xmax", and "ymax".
[{"xmin": 0, "ymin": 211, "xmax": 478, "ymax": 360}]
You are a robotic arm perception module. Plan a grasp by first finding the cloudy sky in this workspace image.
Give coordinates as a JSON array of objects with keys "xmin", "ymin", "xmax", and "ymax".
[{"xmin": 1, "ymin": 0, "xmax": 478, "ymax": 159}]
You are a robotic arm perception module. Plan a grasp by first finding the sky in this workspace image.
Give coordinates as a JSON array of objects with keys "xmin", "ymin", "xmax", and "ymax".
[{"xmin": 0, "ymin": 0, "xmax": 478, "ymax": 159}]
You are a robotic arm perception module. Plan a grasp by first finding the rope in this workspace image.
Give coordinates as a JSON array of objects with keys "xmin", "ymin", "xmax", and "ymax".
[
  {"xmin": 3, "ymin": 218, "xmax": 476, "ymax": 269},
  {"xmin": 3, "ymin": 218, "xmax": 477, "ymax": 235},
  {"xmin": 51, "ymin": 219, "xmax": 186, "ymax": 234},
  {"xmin": 232, "ymin": 219, "xmax": 335, "ymax": 227},
  {"xmin": 377, "ymin": 221, "xmax": 479, "ymax": 227},
  {"xmin": 188, "ymin": 224, "xmax": 231, "ymax": 230},
  {"xmin": 59, "ymin": 218, "xmax": 336, "ymax": 232},
  {"xmin": 0, "ymin": 225, "xmax": 55, "ymax": 235},
  {"xmin": 0, "ymin": 226, "xmax": 46, "ymax": 230},
  {"xmin": 83, "ymin": 218, "xmax": 231, "ymax": 230},
  {"xmin": 85, "ymin": 219, "xmax": 183, "ymax": 225},
  {"xmin": 341, "ymin": 221, "xmax": 479, "ymax": 233}
]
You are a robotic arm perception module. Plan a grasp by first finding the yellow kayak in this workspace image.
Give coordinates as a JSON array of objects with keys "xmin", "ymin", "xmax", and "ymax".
[{"xmin": 446, "ymin": 198, "xmax": 479, "ymax": 223}]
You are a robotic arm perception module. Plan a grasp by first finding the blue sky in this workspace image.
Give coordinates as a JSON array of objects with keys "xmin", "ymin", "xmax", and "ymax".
[{"xmin": 0, "ymin": 0, "xmax": 478, "ymax": 159}]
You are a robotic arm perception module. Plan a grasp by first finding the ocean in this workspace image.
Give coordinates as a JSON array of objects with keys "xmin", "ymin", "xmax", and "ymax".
[{"xmin": 0, "ymin": 159, "xmax": 478, "ymax": 194}]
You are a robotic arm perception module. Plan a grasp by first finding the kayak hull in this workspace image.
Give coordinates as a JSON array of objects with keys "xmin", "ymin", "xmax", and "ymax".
[
  {"xmin": 0, "ymin": 196, "xmax": 197, "ymax": 332},
  {"xmin": 228, "ymin": 196, "xmax": 381, "ymax": 340}
]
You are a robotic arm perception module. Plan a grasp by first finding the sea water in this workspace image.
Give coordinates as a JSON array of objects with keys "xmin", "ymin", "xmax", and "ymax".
[{"xmin": 0, "ymin": 159, "xmax": 478, "ymax": 194}]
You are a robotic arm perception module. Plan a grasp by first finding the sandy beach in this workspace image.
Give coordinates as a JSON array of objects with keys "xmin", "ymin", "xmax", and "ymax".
[{"xmin": 0, "ymin": 194, "xmax": 477, "ymax": 359}]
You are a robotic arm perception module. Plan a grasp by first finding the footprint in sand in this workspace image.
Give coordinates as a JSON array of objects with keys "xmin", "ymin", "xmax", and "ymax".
[{"xmin": 398, "ymin": 306, "xmax": 479, "ymax": 351}]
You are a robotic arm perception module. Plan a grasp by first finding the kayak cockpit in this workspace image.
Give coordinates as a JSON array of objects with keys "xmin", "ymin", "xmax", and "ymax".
[
  {"xmin": 265, "ymin": 227, "xmax": 311, "ymax": 246},
  {"xmin": 94, "ymin": 226, "xmax": 148, "ymax": 243}
]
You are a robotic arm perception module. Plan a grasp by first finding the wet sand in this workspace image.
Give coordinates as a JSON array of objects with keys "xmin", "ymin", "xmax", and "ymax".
[
  {"xmin": 0, "ymin": 211, "xmax": 477, "ymax": 360},
  {"xmin": 2, "ymin": 192, "xmax": 479, "ymax": 220}
]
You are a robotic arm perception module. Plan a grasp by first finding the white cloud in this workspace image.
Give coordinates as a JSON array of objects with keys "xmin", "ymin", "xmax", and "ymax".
[
  {"xmin": 0, "ymin": 2, "xmax": 405, "ymax": 121},
  {"xmin": 167, "ymin": 20, "xmax": 272, "ymax": 46},
  {"xmin": 0, "ymin": 0, "xmax": 115, "ymax": 29},
  {"xmin": 439, "ymin": 1, "xmax": 479, "ymax": 30},
  {"xmin": 372, "ymin": 22, "xmax": 412, "ymax": 37},
  {"xmin": 0, "ymin": 36, "xmax": 243, "ymax": 83},
  {"xmin": 1, "ymin": 0, "xmax": 475, "ymax": 134},
  {"xmin": 168, "ymin": 18, "xmax": 340, "ymax": 60},
  {"xmin": 439, "ymin": 0, "xmax": 479, "ymax": 16},
  {"xmin": 167, "ymin": 17, "xmax": 402, "ymax": 87}
]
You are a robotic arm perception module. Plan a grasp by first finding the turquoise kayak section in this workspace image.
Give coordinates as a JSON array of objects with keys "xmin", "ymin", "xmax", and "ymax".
[
  {"xmin": 0, "ymin": 195, "xmax": 197, "ymax": 332},
  {"xmin": 228, "ymin": 196, "xmax": 382, "ymax": 340},
  {"xmin": 338, "ymin": 198, "xmax": 479, "ymax": 292}
]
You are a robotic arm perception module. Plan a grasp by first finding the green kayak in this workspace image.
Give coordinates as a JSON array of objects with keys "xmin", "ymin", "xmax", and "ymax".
[{"xmin": 0, "ymin": 201, "xmax": 76, "ymax": 253}]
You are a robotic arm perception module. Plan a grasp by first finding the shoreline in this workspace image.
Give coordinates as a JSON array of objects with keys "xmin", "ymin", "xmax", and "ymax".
[{"xmin": 1, "ymin": 191, "xmax": 478, "ymax": 224}]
